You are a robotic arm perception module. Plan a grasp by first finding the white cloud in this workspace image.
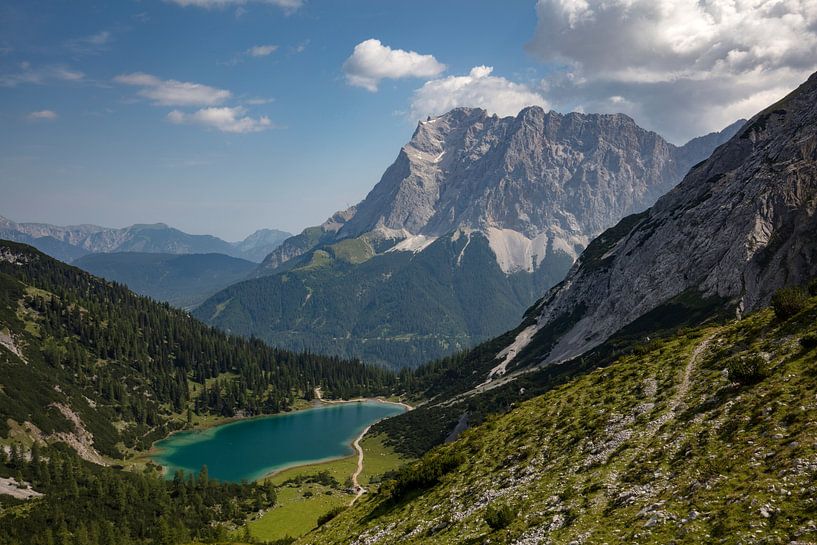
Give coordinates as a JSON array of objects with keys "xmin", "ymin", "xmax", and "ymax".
[
  {"xmin": 0, "ymin": 64, "xmax": 84, "ymax": 87},
  {"xmin": 247, "ymin": 44, "xmax": 278, "ymax": 57},
  {"xmin": 168, "ymin": 0, "xmax": 303, "ymax": 13},
  {"xmin": 65, "ymin": 31, "xmax": 112, "ymax": 55},
  {"xmin": 167, "ymin": 106, "xmax": 272, "ymax": 133},
  {"xmin": 343, "ymin": 39, "xmax": 446, "ymax": 91},
  {"xmin": 527, "ymin": 0, "xmax": 817, "ymax": 142},
  {"xmin": 27, "ymin": 110, "xmax": 58, "ymax": 121},
  {"xmin": 410, "ymin": 66, "xmax": 548, "ymax": 120},
  {"xmin": 115, "ymin": 72, "xmax": 231, "ymax": 106}
]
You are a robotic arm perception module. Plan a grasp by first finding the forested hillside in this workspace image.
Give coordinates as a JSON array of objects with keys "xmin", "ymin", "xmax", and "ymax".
[
  {"xmin": 73, "ymin": 252, "xmax": 257, "ymax": 309},
  {"xmin": 0, "ymin": 240, "xmax": 398, "ymax": 459}
]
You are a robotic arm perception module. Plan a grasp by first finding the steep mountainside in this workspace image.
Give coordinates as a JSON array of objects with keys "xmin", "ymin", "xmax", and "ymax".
[
  {"xmin": 73, "ymin": 252, "xmax": 257, "ymax": 309},
  {"xmin": 196, "ymin": 232, "xmax": 573, "ymax": 367},
  {"xmin": 201, "ymin": 109, "xmax": 741, "ymax": 368},
  {"xmin": 260, "ymin": 109, "xmax": 742, "ymax": 276},
  {"xmin": 366, "ymin": 71, "xmax": 817, "ymax": 459},
  {"xmin": 0, "ymin": 240, "xmax": 396, "ymax": 460},
  {"xmin": 489, "ymin": 71, "xmax": 817, "ymax": 379},
  {"xmin": 300, "ymin": 294, "xmax": 817, "ymax": 544},
  {"xmin": 0, "ymin": 217, "xmax": 289, "ymax": 263}
]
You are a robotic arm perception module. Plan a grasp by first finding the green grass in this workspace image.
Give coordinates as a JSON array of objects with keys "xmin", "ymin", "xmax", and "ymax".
[
  {"xmin": 357, "ymin": 433, "xmax": 410, "ymax": 486},
  {"xmin": 329, "ymin": 238, "xmax": 374, "ymax": 265},
  {"xmin": 297, "ymin": 296, "xmax": 817, "ymax": 544},
  {"xmin": 241, "ymin": 431, "xmax": 412, "ymax": 542}
]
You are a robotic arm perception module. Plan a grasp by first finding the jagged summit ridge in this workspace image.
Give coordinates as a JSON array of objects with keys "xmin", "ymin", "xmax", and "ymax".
[{"xmin": 264, "ymin": 106, "xmax": 742, "ymax": 275}]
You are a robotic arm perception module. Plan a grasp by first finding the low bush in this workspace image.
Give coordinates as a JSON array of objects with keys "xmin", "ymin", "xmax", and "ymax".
[
  {"xmin": 727, "ymin": 354, "xmax": 769, "ymax": 385},
  {"xmin": 808, "ymin": 277, "xmax": 817, "ymax": 297},
  {"xmin": 771, "ymin": 286, "xmax": 808, "ymax": 320},
  {"xmin": 317, "ymin": 506, "xmax": 346, "ymax": 527},
  {"xmin": 800, "ymin": 333, "xmax": 817, "ymax": 350},
  {"xmin": 378, "ymin": 449, "xmax": 465, "ymax": 503},
  {"xmin": 484, "ymin": 502, "xmax": 516, "ymax": 531}
]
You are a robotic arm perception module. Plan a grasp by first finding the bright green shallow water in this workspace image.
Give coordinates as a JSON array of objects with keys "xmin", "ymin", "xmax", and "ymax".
[{"xmin": 152, "ymin": 401, "xmax": 405, "ymax": 482}]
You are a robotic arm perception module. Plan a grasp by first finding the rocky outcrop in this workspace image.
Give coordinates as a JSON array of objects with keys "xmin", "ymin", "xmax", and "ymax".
[{"xmin": 502, "ymin": 71, "xmax": 817, "ymax": 368}]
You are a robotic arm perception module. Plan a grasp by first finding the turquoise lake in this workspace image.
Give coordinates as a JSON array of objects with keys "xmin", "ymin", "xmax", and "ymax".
[{"xmin": 152, "ymin": 401, "xmax": 406, "ymax": 482}]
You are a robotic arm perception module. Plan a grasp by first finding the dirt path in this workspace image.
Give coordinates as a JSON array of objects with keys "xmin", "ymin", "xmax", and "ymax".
[
  {"xmin": 671, "ymin": 333, "xmax": 715, "ymax": 412},
  {"xmin": 349, "ymin": 425, "xmax": 371, "ymax": 506}
]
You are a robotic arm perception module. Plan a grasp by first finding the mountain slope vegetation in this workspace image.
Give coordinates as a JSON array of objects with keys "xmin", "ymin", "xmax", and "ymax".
[
  {"xmin": 196, "ymin": 232, "xmax": 573, "ymax": 368},
  {"xmin": 298, "ymin": 289, "xmax": 817, "ymax": 544}
]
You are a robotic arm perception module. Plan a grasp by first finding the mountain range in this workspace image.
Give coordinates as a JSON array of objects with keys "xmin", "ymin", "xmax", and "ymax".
[
  {"xmin": 196, "ymin": 107, "xmax": 744, "ymax": 368},
  {"xmin": 0, "ymin": 216, "xmax": 290, "ymax": 264},
  {"xmin": 1, "ymin": 67, "xmax": 816, "ymax": 545},
  {"xmin": 292, "ymin": 69, "xmax": 817, "ymax": 545}
]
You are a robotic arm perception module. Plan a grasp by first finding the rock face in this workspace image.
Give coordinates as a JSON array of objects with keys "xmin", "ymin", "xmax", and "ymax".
[
  {"xmin": 502, "ymin": 71, "xmax": 817, "ymax": 369},
  {"xmin": 261, "ymin": 107, "xmax": 743, "ymax": 276}
]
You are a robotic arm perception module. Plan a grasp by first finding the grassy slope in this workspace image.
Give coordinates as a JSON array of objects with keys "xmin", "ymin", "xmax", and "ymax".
[
  {"xmin": 245, "ymin": 433, "xmax": 411, "ymax": 542},
  {"xmin": 298, "ymin": 298, "xmax": 817, "ymax": 544}
]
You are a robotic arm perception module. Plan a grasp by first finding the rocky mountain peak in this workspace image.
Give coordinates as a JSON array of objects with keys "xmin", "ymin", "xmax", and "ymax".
[
  {"xmin": 500, "ymin": 70, "xmax": 817, "ymax": 369},
  {"xmin": 332, "ymin": 105, "xmax": 742, "ymax": 274}
]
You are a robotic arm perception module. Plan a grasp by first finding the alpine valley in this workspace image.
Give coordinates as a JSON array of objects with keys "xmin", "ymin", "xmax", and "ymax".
[
  {"xmin": 3, "ymin": 4, "xmax": 817, "ymax": 545},
  {"xmin": 195, "ymin": 108, "xmax": 743, "ymax": 368}
]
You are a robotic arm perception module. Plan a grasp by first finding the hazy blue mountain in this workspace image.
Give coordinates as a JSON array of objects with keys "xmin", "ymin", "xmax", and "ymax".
[
  {"xmin": 233, "ymin": 228, "xmax": 292, "ymax": 262},
  {"xmin": 0, "ymin": 216, "xmax": 289, "ymax": 263},
  {"xmin": 73, "ymin": 252, "xmax": 257, "ymax": 309}
]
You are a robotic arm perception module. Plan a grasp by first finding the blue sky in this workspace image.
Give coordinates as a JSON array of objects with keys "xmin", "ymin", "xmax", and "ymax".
[{"xmin": 2, "ymin": 0, "xmax": 816, "ymax": 240}]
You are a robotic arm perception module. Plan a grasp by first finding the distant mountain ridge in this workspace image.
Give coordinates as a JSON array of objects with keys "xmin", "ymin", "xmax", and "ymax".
[
  {"xmin": 198, "ymin": 107, "xmax": 743, "ymax": 367},
  {"xmin": 0, "ymin": 216, "xmax": 291, "ymax": 263},
  {"xmin": 73, "ymin": 252, "xmax": 258, "ymax": 309}
]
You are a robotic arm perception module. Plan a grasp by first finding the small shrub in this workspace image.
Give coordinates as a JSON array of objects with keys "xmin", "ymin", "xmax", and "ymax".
[
  {"xmin": 317, "ymin": 506, "xmax": 345, "ymax": 527},
  {"xmin": 378, "ymin": 449, "xmax": 465, "ymax": 503},
  {"xmin": 808, "ymin": 277, "xmax": 817, "ymax": 297},
  {"xmin": 727, "ymin": 354, "xmax": 769, "ymax": 385},
  {"xmin": 800, "ymin": 333, "xmax": 817, "ymax": 350},
  {"xmin": 771, "ymin": 286, "xmax": 808, "ymax": 319},
  {"xmin": 484, "ymin": 502, "xmax": 515, "ymax": 531}
]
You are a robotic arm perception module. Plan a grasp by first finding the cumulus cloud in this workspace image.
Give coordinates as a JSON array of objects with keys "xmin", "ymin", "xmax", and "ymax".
[
  {"xmin": 343, "ymin": 39, "xmax": 446, "ymax": 91},
  {"xmin": 115, "ymin": 72, "xmax": 231, "ymax": 106},
  {"xmin": 410, "ymin": 66, "xmax": 548, "ymax": 120},
  {"xmin": 0, "ymin": 64, "xmax": 84, "ymax": 87},
  {"xmin": 247, "ymin": 44, "xmax": 278, "ymax": 57},
  {"xmin": 27, "ymin": 110, "xmax": 58, "ymax": 121},
  {"xmin": 168, "ymin": 0, "xmax": 303, "ymax": 13},
  {"xmin": 527, "ymin": 0, "xmax": 817, "ymax": 142},
  {"xmin": 167, "ymin": 106, "xmax": 272, "ymax": 133}
]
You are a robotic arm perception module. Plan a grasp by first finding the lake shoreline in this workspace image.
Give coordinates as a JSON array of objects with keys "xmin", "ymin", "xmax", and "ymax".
[{"xmin": 147, "ymin": 396, "xmax": 410, "ymax": 482}]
